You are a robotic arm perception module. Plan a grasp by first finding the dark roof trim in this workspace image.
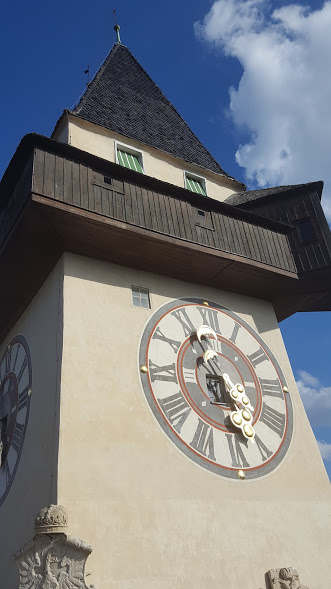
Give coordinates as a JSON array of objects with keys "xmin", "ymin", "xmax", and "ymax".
[
  {"xmin": 226, "ymin": 182, "xmax": 324, "ymax": 207},
  {"xmin": 0, "ymin": 133, "xmax": 292, "ymax": 234}
]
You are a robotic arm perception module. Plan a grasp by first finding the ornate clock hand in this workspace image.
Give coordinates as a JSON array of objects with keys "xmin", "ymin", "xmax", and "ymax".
[
  {"xmin": 202, "ymin": 349, "xmax": 218, "ymax": 364},
  {"xmin": 223, "ymin": 373, "xmax": 254, "ymax": 411},
  {"xmin": 196, "ymin": 325, "xmax": 217, "ymax": 343},
  {"xmin": 222, "ymin": 374, "xmax": 255, "ymax": 442}
]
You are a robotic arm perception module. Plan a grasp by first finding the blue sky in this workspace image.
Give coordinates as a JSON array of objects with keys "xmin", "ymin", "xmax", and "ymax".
[{"xmin": 1, "ymin": 0, "xmax": 330, "ymax": 477}]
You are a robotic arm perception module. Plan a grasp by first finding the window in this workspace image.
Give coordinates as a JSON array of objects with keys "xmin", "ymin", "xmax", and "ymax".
[
  {"xmin": 295, "ymin": 219, "xmax": 317, "ymax": 244},
  {"xmin": 131, "ymin": 286, "xmax": 150, "ymax": 309},
  {"xmin": 184, "ymin": 171, "xmax": 207, "ymax": 196},
  {"xmin": 115, "ymin": 142, "xmax": 144, "ymax": 173}
]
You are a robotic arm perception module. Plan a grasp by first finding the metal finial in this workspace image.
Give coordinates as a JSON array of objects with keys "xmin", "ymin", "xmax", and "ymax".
[
  {"xmin": 113, "ymin": 9, "xmax": 121, "ymax": 44},
  {"xmin": 84, "ymin": 65, "xmax": 90, "ymax": 85}
]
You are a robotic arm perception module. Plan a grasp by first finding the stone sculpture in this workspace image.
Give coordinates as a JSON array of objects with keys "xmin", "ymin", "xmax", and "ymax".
[
  {"xmin": 14, "ymin": 504, "xmax": 95, "ymax": 589},
  {"xmin": 267, "ymin": 567, "xmax": 310, "ymax": 589}
]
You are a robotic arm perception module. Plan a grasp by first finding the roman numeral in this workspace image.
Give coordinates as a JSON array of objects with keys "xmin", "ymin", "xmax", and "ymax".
[
  {"xmin": 210, "ymin": 339, "xmax": 222, "ymax": 353},
  {"xmin": 254, "ymin": 434, "xmax": 273, "ymax": 462},
  {"xmin": 197, "ymin": 307, "xmax": 221, "ymax": 334},
  {"xmin": 5, "ymin": 347, "xmax": 12, "ymax": 374},
  {"xmin": 18, "ymin": 386, "xmax": 30, "ymax": 412},
  {"xmin": 247, "ymin": 348, "xmax": 268, "ymax": 368},
  {"xmin": 182, "ymin": 368, "xmax": 196, "ymax": 383},
  {"xmin": 149, "ymin": 361, "xmax": 178, "ymax": 383},
  {"xmin": 190, "ymin": 419, "xmax": 216, "ymax": 461},
  {"xmin": 158, "ymin": 392, "xmax": 191, "ymax": 433},
  {"xmin": 17, "ymin": 356, "xmax": 28, "ymax": 384},
  {"xmin": 11, "ymin": 422, "xmax": 24, "ymax": 454},
  {"xmin": 4, "ymin": 460, "xmax": 11, "ymax": 484},
  {"xmin": 225, "ymin": 434, "xmax": 250, "ymax": 468},
  {"xmin": 152, "ymin": 327, "xmax": 181, "ymax": 353},
  {"xmin": 259, "ymin": 378, "xmax": 283, "ymax": 399},
  {"xmin": 229, "ymin": 322, "xmax": 240, "ymax": 344},
  {"xmin": 12, "ymin": 344, "xmax": 20, "ymax": 371},
  {"xmin": 171, "ymin": 308, "xmax": 195, "ymax": 337},
  {"xmin": 260, "ymin": 403, "xmax": 285, "ymax": 438}
]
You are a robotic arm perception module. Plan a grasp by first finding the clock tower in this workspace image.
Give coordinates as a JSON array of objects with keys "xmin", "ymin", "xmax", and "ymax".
[{"xmin": 0, "ymin": 39, "xmax": 331, "ymax": 589}]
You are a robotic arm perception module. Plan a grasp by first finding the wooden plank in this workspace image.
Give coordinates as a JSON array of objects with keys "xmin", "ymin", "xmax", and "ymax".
[
  {"xmin": 163, "ymin": 194, "xmax": 174, "ymax": 236},
  {"xmin": 32, "ymin": 148, "xmax": 45, "ymax": 195},
  {"xmin": 135, "ymin": 185, "xmax": 146, "ymax": 227},
  {"xmin": 63, "ymin": 158, "xmax": 73, "ymax": 205},
  {"xmin": 231, "ymin": 218, "xmax": 246, "ymax": 258},
  {"xmin": 141, "ymin": 188, "xmax": 152, "ymax": 230},
  {"xmin": 129, "ymin": 183, "xmax": 139, "ymax": 226},
  {"xmin": 43, "ymin": 152, "xmax": 56, "ymax": 198},
  {"xmin": 54, "ymin": 155, "xmax": 64, "ymax": 201},
  {"xmin": 101, "ymin": 187, "xmax": 110, "ymax": 217},
  {"xmin": 174, "ymin": 197, "xmax": 187, "ymax": 240},
  {"xmin": 168, "ymin": 195, "xmax": 181, "ymax": 238},
  {"xmin": 93, "ymin": 185, "xmax": 102, "ymax": 215},
  {"xmin": 151, "ymin": 191, "xmax": 163, "ymax": 234},
  {"xmin": 72, "ymin": 162, "xmax": 81, "ymax": 207},
  {"xmin": 80, "ymin": 164, "xmax": 89, "ymax": 210},
  {"xmin": 115, "ymin": 190, "xmax": 125, "ymax": 222}
]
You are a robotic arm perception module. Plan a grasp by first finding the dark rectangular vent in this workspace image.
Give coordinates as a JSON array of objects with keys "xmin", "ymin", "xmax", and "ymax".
[{"xmin": 104, "ymin": 176, "xmax": 112, "ymax": 185}]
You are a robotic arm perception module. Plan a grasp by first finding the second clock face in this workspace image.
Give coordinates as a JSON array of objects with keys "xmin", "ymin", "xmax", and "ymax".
[
  {"xmin": 0, "ymin": 335, "xmax": 32, "ymax": 506},
  {"xmin": 139, "ymin": 298, "xmax": 293, "ymax": 479}
]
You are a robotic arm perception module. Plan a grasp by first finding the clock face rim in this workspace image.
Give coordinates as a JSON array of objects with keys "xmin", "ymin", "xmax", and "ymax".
[
  {"xmin": 139, "ymin": 297, "xmax": 293, "ymax": 480},
  {"xmin": 0, "ymin": 334, "xmax": 32, "ymax": 507}
]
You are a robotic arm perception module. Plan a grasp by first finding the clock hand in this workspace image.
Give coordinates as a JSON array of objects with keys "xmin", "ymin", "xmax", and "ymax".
[
  {"xmin": 222, "ymin": 374, "xmax": 255, "ymax": 442},
  {"xmin": 196, "ymin": 325, "xmax": 217, "ymax": 343},
  {"xmin": 230, "ymin": 405, "xmax": 255, "ymax": 442},
  {"xmin": 223, "ymin": 373, "xmax": 254, "ymax": 411}
]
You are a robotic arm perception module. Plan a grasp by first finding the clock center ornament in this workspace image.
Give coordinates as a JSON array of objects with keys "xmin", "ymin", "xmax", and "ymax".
[{"xmin": 139, "ymin": 298, "xmax": 293, "ymax": 480}]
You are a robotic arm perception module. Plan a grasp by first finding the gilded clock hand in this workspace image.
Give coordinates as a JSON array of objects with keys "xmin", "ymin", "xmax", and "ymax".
[
  {"xmin": 202, "ymin": 349, "xmax": 218, "ymax": 363},
  {"xmin": 223, "ymin": 373, "xmax": 254, "ymax": 411},
  {"xmin": 222, "ymin": 373, "xmax": 255, "ymax": 442},
  {"xmin": 196, "ymin": 325, "xmax": 217, "ymax": 343}
]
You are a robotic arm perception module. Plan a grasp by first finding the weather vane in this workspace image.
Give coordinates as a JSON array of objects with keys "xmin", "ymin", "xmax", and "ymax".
[{"xmin": 113, "ymin": 9, "xmax": 121, "ymax": 44}]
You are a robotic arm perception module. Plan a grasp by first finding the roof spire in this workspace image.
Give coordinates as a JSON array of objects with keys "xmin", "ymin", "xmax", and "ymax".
[{"xmin": 113, "ymin": 9, "xmax": 121, "ymax": 44}]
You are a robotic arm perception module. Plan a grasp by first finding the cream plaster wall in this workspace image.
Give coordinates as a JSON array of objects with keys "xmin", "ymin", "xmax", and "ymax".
[
  {"xmin": 57, "ymin": 253, "xmax": 331, "ymax": 589},
  {"xmin": 53, "ymin": 115, "xmax": 240, "ymax": 202},
  {"xmin": 0, "ymin": 262, "xmax": 63, "ymax": 588}
]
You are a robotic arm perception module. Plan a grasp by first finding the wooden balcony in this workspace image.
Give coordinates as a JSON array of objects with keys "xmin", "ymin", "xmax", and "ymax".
[{"xmin": 0, "ymin": 133, "xmax": 327, "ymax": 340}]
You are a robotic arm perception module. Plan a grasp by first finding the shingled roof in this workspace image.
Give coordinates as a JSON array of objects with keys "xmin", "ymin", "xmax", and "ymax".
[
  {"xmin": 70, "ymin": 43, "xmax": 233, "ymax": 178},
  {"xmin": 225, "ymin": 181, "xmax": 323, "ymax": 207}
]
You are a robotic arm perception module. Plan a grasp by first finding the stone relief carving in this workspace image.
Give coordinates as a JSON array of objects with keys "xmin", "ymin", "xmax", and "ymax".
[
  {"xmin": 14, "ymin": 505, "xmax": 95, "ymax": 589},
  {"xmin": 267, "ymin": 567, "xmax": 310, "ymax": 589}
]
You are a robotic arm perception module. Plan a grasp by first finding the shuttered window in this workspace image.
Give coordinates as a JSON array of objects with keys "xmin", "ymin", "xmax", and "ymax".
[
  {"xmin": 117, "ymin": 148, "xmax": 143, "ymax": 173},
  {"xmin": 185, "ymin": 173, "xmax": 206, "ymax": 196}
]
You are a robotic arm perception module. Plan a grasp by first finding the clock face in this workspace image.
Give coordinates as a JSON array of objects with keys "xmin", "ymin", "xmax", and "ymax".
[
  {"xmin": 0, "ymin": 335, "xmax": 32, "ymax": 505},
  {"xmin": 139, "ymin": 298, "xmax": 293, "ymax": 480}
]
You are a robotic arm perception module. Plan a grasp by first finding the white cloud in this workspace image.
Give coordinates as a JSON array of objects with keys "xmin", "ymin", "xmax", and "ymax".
[
  {"xmin": 317, "ymin": 440, "xmax": 331, "ymax": 461},
  {"xmin": 296, "ymin": 371, "xmax": 331, "ymax": 426},
  {"xmin": 297, "ymin": 370, "xmax": 319, "ymax": 388},
  {"xmin": 195, "ymin": 0, "xmax": 331, "ymax": 220}
]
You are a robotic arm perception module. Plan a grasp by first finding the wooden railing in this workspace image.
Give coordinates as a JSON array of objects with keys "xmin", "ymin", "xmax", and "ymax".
[{"xmin": 30, "ymin": 146, "xmax": 296, "ymax": 274}]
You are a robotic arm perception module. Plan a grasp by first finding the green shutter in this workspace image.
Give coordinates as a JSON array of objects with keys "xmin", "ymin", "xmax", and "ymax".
[
  {"xmin": 117, "ymin": 149, "xmax": 143, "ymax": 173},
  {"xmin": 186, "ymin": 175, "xmax": 206, "ymax": 196}
]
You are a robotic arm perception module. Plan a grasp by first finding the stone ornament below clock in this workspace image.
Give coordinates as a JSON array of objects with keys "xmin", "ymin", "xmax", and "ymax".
[{"xmin": 14, "ymin": 504, "xmax": 95, "ymax": 589}]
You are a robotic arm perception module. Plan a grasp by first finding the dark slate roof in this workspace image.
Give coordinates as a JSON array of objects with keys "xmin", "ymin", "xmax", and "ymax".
[
  {"xmin": 225, "ymin": 181, "xmax": 323, "ymax": 206},
  {"xmin": 71, "ymin": 43, "xmax": 234, "ymax": 179}
]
